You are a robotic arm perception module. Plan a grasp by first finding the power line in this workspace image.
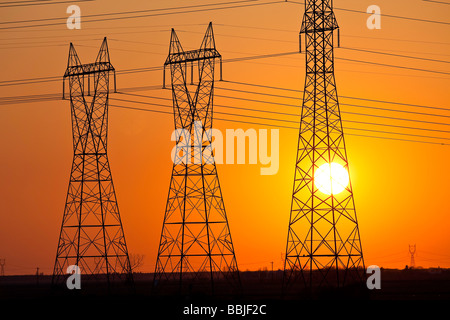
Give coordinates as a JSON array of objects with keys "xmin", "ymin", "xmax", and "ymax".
[
  {"xmin": 122, "ymin": 93, "xmax": 412, "ymax": 128},
  {"xmin": 0, "ymin": 0, "xmax": 94, "ymax": 8},
  {"xmin": 222, "ymin": 80, "xmax": 450, "ymax": 112},
  {"xmin": 114, "ymin": 93, "xmax": 450, "ymax": 141},
  {"xmin": 215, "ymin": 23, "xmax": 450, "ymax": 47},
  {"xmin": 4, "ymin": 89, "xmax": 448, "ymax": 143},
  {"xmin": 215, "ymin": 86, "xmax": 450, "ymax": 120},
  {"xmin": 74, "ymin": 43, "xmax": 164, "ymax": 55},
  {"xmin": 211, "ymin": 93, "xmax": 450, "ymax": 135},
  {"xmin": 3, "ymin": 0, "xmax": 448, "ymax": 31},
  {"xmin": 107, "ymin": 101, "xmax": 450, "ymax": 146},
  {"xmin": 1, "ymin": 86, "xmax": 448, "ymax": 145},
  {"xmin": 1, "ymin": 79, "xmax": 449, "ymax": 121},
  {"xmin": 1, "ymin": 75, "xmax": 448, "ymax": 122},
  {"xmin": 341, "ymin": 35, "xmax": 450, "ymax": 47},
  {"xmin": 2, "ymin": 88, "xmax": 449, "ymax": 134},
  {"xmin": 287, "ymin": 1, "xmax": 450, "ymax": 26},
  {"xmin": 337, "ymin": 57, "xmax": 450, "ymax": 76},
  {"xmin": 3, "ymin": 20, "xmax": 448, "ymax": 52},
  {"xmin": 0, "ymin": 75, "xmax": 60, "ymax": 84},
  {"xmin": 181, "ymin": 30, "xmax": 450, "ymax": 63},
  {"xmin": 4, "ymin": 21, "xmax": 448, "ymax": 53},
  {"xmin": 132, "ymin": 29, "xmax": 450, "ymax": 67},
  {"xmin": 339, "ymin": 102, "xmax": 450, "ymax": 119},
  {"xmin": 0, "ymin": 65, "xmax": 165, "ymax": 87},
  {"xmin": 223, "ymin": 51, "xmax": 299, "ymax": 62},
  {"xmin": 0, "ymin": 25, "xmax": 193, "ymax": 40},
  {"xmin": 109, "ymin": 96, "xmax": 450, "ymax": 141},
  {"xmin": 423, "ymin": 0, "xmax": 450, "ymax": 5},
  {"xmin": 212, "ymin": 93, "xmax": 450, "ymax": 132},
  {"xmin": 214, "ymin": 86, "xmax": 450, "ymax": 118},
  {"xmin": 3, "ymin": 35, "xmax": 449, "ymax": 79},
  {"xmin": 215, "ymin": 87, "xmax": 450, "ymax": 120},
  {"xmin": 0, "ymin": 37, "xmax": 104, "ymax": 47},
  {"xmin": 0, "ymin": 86, "xmax": 161, "ymax": 105},
  {"xmin": 0, "ymin": 0, "xmax": 260, "ymax": 25},
  {"xmin": 160, "ymin": 30, "xmax": 450, "ymax": 73},
  {"xmin": 0, "ymin": 0, "xmax": 282, "ymax": 30},
  {"xmin": 0, "ymin": 0, "xmax": 49, "ymax": 3},
  {"xmin": 1, "ymin": 50, "xmax": 448, "ymax": 87},
  {"xmin": 340, "ymin": 47, "xmax": 450, "ymax": 65}
]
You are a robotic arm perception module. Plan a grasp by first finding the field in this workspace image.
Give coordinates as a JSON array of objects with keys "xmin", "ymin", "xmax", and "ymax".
[{"xmin": 0, "ymin": 268, "xmax": 449, "ymax": 315}]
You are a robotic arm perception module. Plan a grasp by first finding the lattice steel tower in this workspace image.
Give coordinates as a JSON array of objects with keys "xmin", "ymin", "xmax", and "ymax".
[
  {"xmin": 283, "ymin": 0, "xmax": 365, "ymax": 290},
  {"xmin": 53, "ymin": 38, "xmax": 133, "ymax": 286},
  {"xmin": 409, "ymin": 244, "xmax": 416, "ymax": 268},
  {"xmin": 154, "ymin": 23, "xmax": 240, "ymax": 294}
]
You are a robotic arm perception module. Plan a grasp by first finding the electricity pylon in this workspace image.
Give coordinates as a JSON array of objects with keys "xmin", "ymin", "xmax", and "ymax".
[
  {"xmin": 409, "ymin": 244, "xmax": 416, "ymax": 268},
  {"xmin": 154, "ymin": 23, "xmax": 240, "ymax": 295},
  {"xmin": 283, "ymin": 0, "xmax": 365, "ymax": 291},
  {"xmin": 52, "ymin": 38, "xmax": 133, "ymax": 287},
  {"xmin": 0, "ymin": 259, "xmax": 5, "ymax": 276}
]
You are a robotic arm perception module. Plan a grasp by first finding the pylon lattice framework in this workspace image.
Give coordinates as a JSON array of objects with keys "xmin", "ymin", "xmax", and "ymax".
[
  {"xmin": 283, "ymin": 0, "xmax": 365, "ymax": 290},
  {"xmin": 154, "ymin": 23, "xmax": 240, "ymax": 294},
  {"xmin": 409, "ymin": 244, "xmax": 416, "ymax": 268},
  {"xmin": 53, "ymin": 38, "xmax": 133, "ymax": 285}
]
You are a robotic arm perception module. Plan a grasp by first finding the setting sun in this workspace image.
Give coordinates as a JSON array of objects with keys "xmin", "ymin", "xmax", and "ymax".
[{"xmin": 314, "ymin": 162, "xmax": 349, "ymax": 195}]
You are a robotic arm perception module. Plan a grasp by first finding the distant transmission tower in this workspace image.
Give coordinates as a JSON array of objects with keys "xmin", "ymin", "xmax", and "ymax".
[
  {"xmin": 409, "ymin": 244, "xmax": 416, "ymax": 268},
  {"xmin": 52, "ymin": 38, "xmax": 133, "ymax": 287},
  {"xmin": 0, "ymin": 259, "xmax": 5, "ymax": 276},
  {"xmin": 154, "ymin": 23, "xmax": 240, "ymax": 294},
  {"xmin": 283, "ymin": 0, "xmax": 365, "ymax": 291}
]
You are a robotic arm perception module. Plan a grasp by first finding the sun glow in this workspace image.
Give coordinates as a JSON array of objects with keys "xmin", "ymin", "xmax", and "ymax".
[{"xmin": 314, "ymin": 162, "xmax": 349, "ymax": 195}]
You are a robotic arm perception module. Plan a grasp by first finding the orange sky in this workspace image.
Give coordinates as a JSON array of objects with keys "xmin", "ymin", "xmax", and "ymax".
[{"xmin": 0, "ymin": 0, "xmax": 449, "ymax": 275}]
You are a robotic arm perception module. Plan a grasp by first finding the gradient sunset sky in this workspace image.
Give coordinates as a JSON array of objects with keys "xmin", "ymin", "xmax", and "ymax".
[{"xmin": 0, "ymin": 0, "xmax": 449, "ymax": 275}]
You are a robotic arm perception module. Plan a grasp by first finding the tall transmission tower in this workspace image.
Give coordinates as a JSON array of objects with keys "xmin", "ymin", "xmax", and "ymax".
[
  {"xmin": 52, "ymin": 38, "xmax": 133, "ymax": 287},
  {"xmin": 409, "ymin": 244, "xmax": 416, "ymax": 268},
  {"xmin": 283, "ymin": 0, "xmax": 365, "ymax": 291},
  {"xmin": 154, "ymin": 23, "xmax": 240, "ymax": 295}
]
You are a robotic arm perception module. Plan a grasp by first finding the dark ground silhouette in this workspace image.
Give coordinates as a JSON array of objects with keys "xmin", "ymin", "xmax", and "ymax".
[{"xmin": 0, "ymin": 268, "xmax": 449, "ymax": 315}]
